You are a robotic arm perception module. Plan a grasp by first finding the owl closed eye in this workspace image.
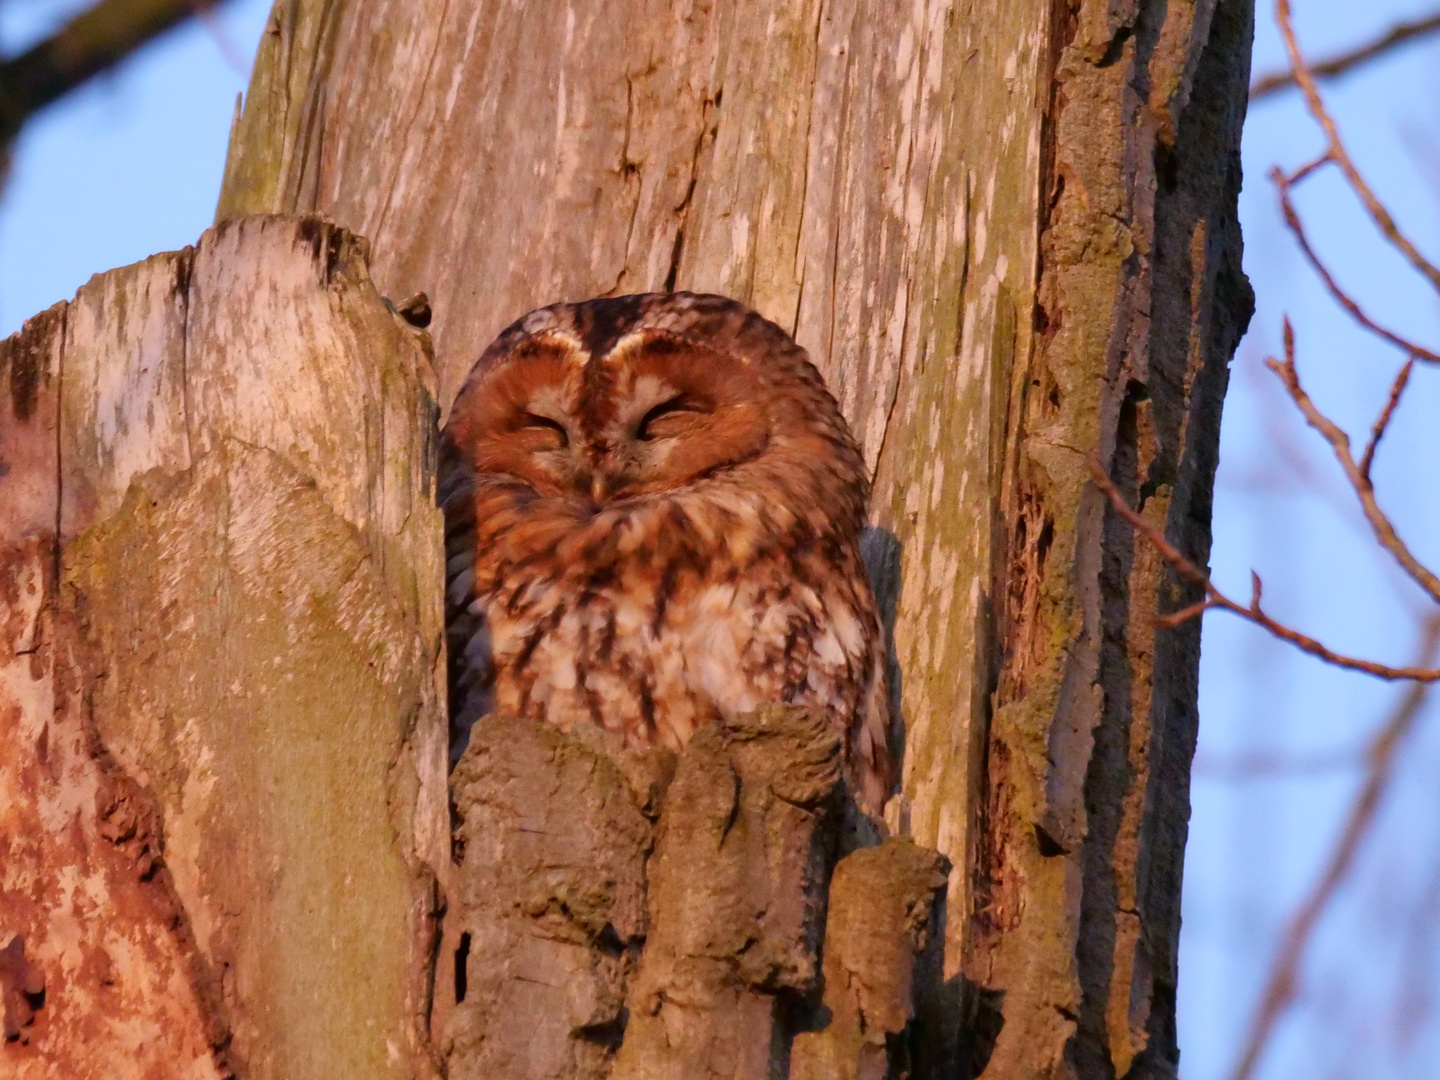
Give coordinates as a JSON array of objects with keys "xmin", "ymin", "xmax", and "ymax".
[
  {"xmin": 440, "ymin": 292, "xmax": 892, "ymax": 814},
  {"xmin": 453, "ymin": 330, "xmax": 772, "ymax": 504}
]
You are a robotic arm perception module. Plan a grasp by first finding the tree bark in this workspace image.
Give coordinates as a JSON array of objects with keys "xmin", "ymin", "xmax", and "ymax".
[
  {"xmin": 439, "ymin": 714, "xmax": 654, "ymax": 1079},
  {"xmin": 790, "ymin": 838, "xmax": 951, "ymax": 1079},
  {"xmin": 216, "ymin": 1, "xmax": 1253, "ymax": 1075},
  {"xmin": 0, "ymin": 216, "xmax": 448, "ymax": 1080},
  {"xmin": 609, "ymin": 705, "xmax": 842, "ymax": 1080}
]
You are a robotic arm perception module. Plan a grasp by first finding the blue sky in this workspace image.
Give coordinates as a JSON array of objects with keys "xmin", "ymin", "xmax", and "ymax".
[
  {"xmin": 0, "ymin": 0, "xmax": 270, "ymax": 328},
  {"xmin": 1187, "ymin": 3, "xmax": 1440, "ymax": 1079},
  {"xmin": 3, "ymin": 2, "xmax": 1438, "ymax": 1077}
]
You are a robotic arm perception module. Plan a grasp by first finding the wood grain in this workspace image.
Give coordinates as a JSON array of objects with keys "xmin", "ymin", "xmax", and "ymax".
[{"xmin": 0, "ymin": 216, "xmax": 448, "ymax": 1080}]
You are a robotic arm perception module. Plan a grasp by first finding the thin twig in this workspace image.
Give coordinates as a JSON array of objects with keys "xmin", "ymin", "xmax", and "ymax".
[
  {"xmin": 1226, "ymin": 618, "xmax": 1440, "ymax": 1080},
  {"xmin": 1278, "ymin": 0, "xmax": 1440, "ymax": 295},
  {"xmin": 1087, "ymin": 456, "xmax": 1440, "ymax": 682},
  {"xmin": 1251, "ymin": 11, "xmax": 1440, "ymax": 100},
  {"xmin": 1271, "ymin": 166, "xmax": 1440, "ymax": 365},
  {"xmin": 1360, "ymin": 357, "xmax": 1416, "ymax": 480},
  {"xmin": 1267, "ymin": 324, "xmax": 1440, "ymax": 606},
  {"xmin": 1286, "ymin": 152, "xmax": 1333, "ymax": 186},
  {"xmin": 1153, "ymin": 598, "xmax": 1209, "ymax": 629}
]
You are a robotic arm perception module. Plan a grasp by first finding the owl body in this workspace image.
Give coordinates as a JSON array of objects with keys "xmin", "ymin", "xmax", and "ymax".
[{"xmin": 441, "ymin": 293, "xmax": 890, "ymax": 810}]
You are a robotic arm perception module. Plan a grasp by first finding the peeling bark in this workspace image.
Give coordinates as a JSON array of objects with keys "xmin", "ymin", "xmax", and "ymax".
[
  {"xmin": 975, "ymin": 1, "xmax": 1254, "ymax": 1077},
  {"xmin": 0, "ymin": 216, "xmax": 448, "ymax": 1080},
  {"xmin": 612, "ymin": 705, "xmax": 841, "ymax": 1080},
  {"xmin": 790, "ymin": 839, "xmax": 951, "ymax": 1080}
]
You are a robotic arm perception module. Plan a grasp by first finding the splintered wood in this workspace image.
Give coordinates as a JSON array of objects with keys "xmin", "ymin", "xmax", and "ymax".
[{"xmin": 0, "ymin": 216, "xmax": 447, "ymax": 1080}]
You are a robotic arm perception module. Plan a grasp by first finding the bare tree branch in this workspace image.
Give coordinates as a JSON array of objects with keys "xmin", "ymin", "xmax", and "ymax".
[
  {"xmin": 1267, "ymin": 322, "xmax": 1440, "ymax": 607},
  {"xmin": 1271, "ymin": 163, "xmax": 1440, "ymax": 365},
  {"xmin": 0, "ymin": 0, "xmax": 223, "ymax": 142},
  {"xmin": 1360, "ymin": 357, "xmax": 1415, "ymax": 481},
  {"xmin": 1227, "ymin": 5, "xmax": 1440, "ymax": 1074},
  {"xmin": 1194, "ymin": 747, "xmax": 1363, "ymax": 780},
  {"xmin": 1226, "ymin": 618, "xmax": 1440, "ymax": 1080},
  {"xmin": 1086, "ymin": 456, "xmax": 1440, "ymax": 682},
  {"xmin": 1251, "ymin": 11, "xmax": 1440, "ymax": 100},
  {"xmin": 1277, "ymin": 0, "xmax": 1440, "ymax": 295}
]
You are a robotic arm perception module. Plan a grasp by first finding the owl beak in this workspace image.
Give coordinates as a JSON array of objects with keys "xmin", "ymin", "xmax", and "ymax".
[{"xmin": 571, "ymin": 466, "xmax": 610, "ymax": 504}]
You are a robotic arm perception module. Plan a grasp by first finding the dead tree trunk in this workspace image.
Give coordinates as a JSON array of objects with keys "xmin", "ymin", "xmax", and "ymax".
[
  {"xmin": 1, "ymin": 0, "xmax": 1253, "ymax": 1077},
  {"xmin": 0, "ymin": 217, "xmax": 449, "ymax": 1079},
  {"xmin": 218, "ymin": 1, "xmax": 1254, "ymax": 1075}
]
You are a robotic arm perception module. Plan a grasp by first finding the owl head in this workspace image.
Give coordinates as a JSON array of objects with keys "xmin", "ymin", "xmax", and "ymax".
[
  {"xmin": 441, "ymin": 294, "xmax": 891, "ymax": 815},
  {"xmin": 443, "ymin": 293, "xmax": 868, "ymax": 534}
]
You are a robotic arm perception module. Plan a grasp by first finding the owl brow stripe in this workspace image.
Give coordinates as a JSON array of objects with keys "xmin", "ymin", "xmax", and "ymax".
[
  {"xmin": 577, "ymin": 350, "xmax": 614, "ymax": 431},
  {"xmin": 576, "ymin": 294, "xmax": 649, "ymax": 357}
]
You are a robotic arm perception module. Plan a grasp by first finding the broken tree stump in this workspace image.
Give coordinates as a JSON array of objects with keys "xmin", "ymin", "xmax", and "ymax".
[
  {"xmin": 3, "ymin": 212, "xmax": 959, "ymax": 1080},
  {"xmin": 0, "ymin": 214, "xmax": 448, "ymax": 1080},
  {"xmin": 611, "ymin": 704, "xmax": 842, "ymax": 1080},
  {"xmin": 440, "ymin": 714, "xmax": 655, "ymax": 1079}
]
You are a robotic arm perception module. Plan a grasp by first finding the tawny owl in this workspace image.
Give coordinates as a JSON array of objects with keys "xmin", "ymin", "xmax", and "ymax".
[{"xmin": 440, "ymin": 292, "xmax": 890, "ymax": 811}]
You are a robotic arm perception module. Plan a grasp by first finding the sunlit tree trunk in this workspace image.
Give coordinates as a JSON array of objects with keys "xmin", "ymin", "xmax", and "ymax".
[
  {"xmin": 0, "ymin": 218, "xmax": 448, "ymax": 1078},
  {"xmin": 0, "ymin": 1, "xmax": 1252, "ymax": 1077}
]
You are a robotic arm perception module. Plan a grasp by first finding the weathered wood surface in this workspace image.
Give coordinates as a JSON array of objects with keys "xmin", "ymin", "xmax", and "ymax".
[
  {"xmin": 440, "ymin": 715, "xmax": 654, "ymax": 1080},
  {"xmin": 611, "ymin": 705, "xmax": 840, "ymax": 1080},
  {"xmin": 2, "ymin": 302, "xmax": 225, "ymax": 1074},
  {"xmin": 214, "ymin": 1, "xmax": 1255, "ymax": 1076},
  {"xmin": 0, "ymin": 215, "xmax": 448, "ymax": 1080},
  {"xmin": 976, "ymin": 3, "xmax": 1255, "ymax": 1076}
]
